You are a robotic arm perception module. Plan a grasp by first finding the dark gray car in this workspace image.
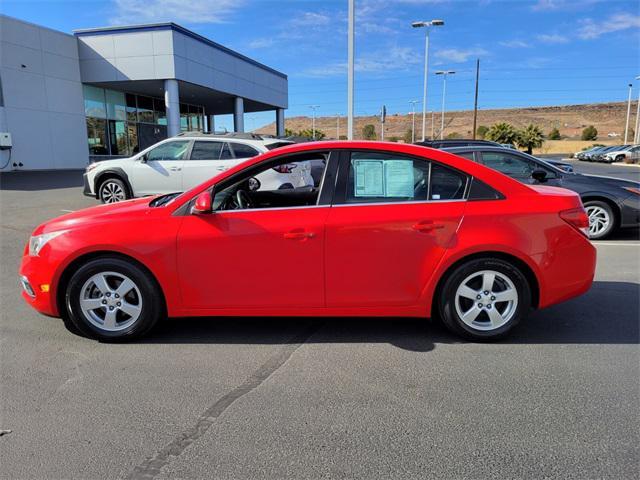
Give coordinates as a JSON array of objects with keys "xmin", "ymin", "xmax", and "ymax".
[{"xmin": 443, "ymin": 146, "xmax": 640, "ymax": 239}]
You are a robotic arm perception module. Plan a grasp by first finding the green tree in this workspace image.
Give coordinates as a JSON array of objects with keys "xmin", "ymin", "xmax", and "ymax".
[
  {"xmin": 547, "ymin": 127, "xmax": 561, "ymax": 140},
  {"xmin": 362, "ymin": 124, "xmax": 377, "ymax": 140},
  {"xmin": 517, "ymin": 124, "xmax": 545, "ymax": 154},
  {"xmin": 485, "ymin": 122, "xmax": 520, "ymax": 144},
  {"xmin": 581, "ymin": 125, "xmax": 598, "ymax": 141},
  {"xmin": 476, "ymin": 125, "xmax": 489, "ymax": 139},
  {"xmin": 284, "ymin": 128, "xmax": 295, "ymax": 137},
  {"xmin": 297, "ymin": 129, "xmax": 326, "ymax": 140},
  {"xmin": 403, "ymin": 129, "xmax": 414, "ymax": 143}
]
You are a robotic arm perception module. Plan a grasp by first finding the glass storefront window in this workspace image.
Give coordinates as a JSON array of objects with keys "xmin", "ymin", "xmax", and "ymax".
[
  {"xmin": 108, "ymin": 120, "xmax": 128, "ymax": 155},
  {"xmin": 180, "ymin": 103, "xmax": 189, "ymax": 131},
  {"xmin": 106, "ymin": 90, "xmax": 127, "ymax": 121},
  {"xmin": 86, "ymin": 117, "xmax": 108, "ymax": 155},
  {"xmin": 127, "ymin": 122, "xmax": 139, "ymax": 155},
  {"xmin": 83, "ymin": 85, "xmax": 106, "ymax": 119},
  {"xmin": 126, "ymin": 94, "xmax": 137, "ymax": 123},
  {"xmin": 154, "ymin": 98, "xmax": 167, "ymax": 125},
  {"xmin": 137, "ymin": 95, "xmax": 154, "ymax": 123}
]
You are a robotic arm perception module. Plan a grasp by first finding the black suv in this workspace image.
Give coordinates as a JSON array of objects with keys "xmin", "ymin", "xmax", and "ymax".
[{"xmin": 443, "ymin": 145, "xmax": 640, "ymax": 239}]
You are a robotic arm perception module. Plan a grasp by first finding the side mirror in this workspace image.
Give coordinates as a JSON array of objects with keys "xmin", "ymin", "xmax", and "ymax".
[
  {"xmin": 531, "ymin": 169, "xmax": 548, "ymax": 183},
  {"xmin": 192, "ymin": 191, "xmax": 212, "ymax": 214}
]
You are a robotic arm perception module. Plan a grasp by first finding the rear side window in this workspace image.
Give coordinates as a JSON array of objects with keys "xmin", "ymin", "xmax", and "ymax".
[
  {"xmin": 231, "ymin": 143, "xmax": 260, "ymax": 158},
  {"xmin": 341, "ymin": 152, "xmax": 468, "ymax": 204},
  {"xmin": 456, "ymin": 151, "xmax": 475, "ymax": 161},
  {"xmin": 190, "ymin": 141, "xmax": 224, "ymax": 160}
]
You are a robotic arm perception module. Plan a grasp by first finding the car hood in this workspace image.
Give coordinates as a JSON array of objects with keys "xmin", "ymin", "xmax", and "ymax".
[
  {"xmin": 580, "ymin": 174, "xmax": 640, "ymax": 188},
  {"xmin": 33, "ymin": 197, "xmax": 155, "ymax": 235}
]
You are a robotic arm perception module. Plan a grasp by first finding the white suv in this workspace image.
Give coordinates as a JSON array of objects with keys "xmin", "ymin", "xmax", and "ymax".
[
  {"xmin": 83, "ymin": 134, "xmax": 311, "ymax": 203},
  {"xmin": 602, "ymin": 145, "xmax": 640, "ymax": 163}
]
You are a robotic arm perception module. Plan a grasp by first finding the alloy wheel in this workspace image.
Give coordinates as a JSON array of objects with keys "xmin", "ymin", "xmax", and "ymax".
[
  {"xmin": 100, "ymin": 181, "xmax": 126, "ymax": 203},
  {"xmin": 586, "ymin": 205, "xmax": 610, "ymax": 238},
  {"xmin": 454, "ymin": 270, "xmax": 518, "ymax": 331},
  {"xmin": 79, "ymin": 271, "xmax": 142, "ymax": 332}
]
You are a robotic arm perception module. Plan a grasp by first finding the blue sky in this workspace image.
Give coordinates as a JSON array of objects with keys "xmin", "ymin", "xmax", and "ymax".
[{"xmin": 3, "ymin": 0, "xmax": 639, "ymax": 131}]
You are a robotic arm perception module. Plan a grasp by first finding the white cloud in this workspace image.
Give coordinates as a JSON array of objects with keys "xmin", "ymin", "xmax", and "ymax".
[
  {"xmin": 302, "ymin": 46, "xmax": 421, "ymax": 77},
  {"xmin": 537, "ymin": 33, "xmax": 569, "ymax": 44},
  {"xmin": 110, "ymin": 0, "xmax": 244, "ymax": 24},
  {"xmin": 435, "ymin": 47, "xmax": 487, "ymax": 63},
  {"xmin": 531, "ymin": 0, "xmax": 560, "ymax": 11},
  {"xmin": 291, "ymin": 12, "xmax": 332, "ymax": 27},
  {"xmin": 248, "ymin": 38, "xmax": 274, "ymax": 49},
  {"xmin": 577, "ymin": 13, "xmax": 640, "ymax": 39},
  {"xmin": 499, "ymin": 40, "xmax": 530, "ymax": 48}
]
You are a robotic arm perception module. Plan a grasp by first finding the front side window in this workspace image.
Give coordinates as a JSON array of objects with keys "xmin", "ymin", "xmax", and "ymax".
[
  {"xmin": 212, "ymin": 152, "xmax": 328, "ymax": 211},
  {"xmin": 231, "ymin": 143, "xmax": 260, "ymax": 159},
  {"xmin": 146, "ymin": 141, "xmax": 190, "ymax": 161},
  {"xmin": 481, "ymin": 152, "xmax": 536, "ymax": 178},
  {"xmin": 190, "ymin": 141, "xmax": 224, "ymax": 160}
]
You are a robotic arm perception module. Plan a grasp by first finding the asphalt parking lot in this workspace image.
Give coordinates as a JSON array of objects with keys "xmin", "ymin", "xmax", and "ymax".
[{"xmin": 1, "ymin": 164, "xmax": 638, "ymax": 479}]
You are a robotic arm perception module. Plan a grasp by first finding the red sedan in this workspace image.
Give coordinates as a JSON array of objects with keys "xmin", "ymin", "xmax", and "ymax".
[{"xmin": 20, "ymin": 141, "xmax": 595, "ymax": 341}]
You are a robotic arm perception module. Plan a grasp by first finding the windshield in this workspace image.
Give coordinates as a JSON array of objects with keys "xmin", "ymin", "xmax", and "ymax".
[{"xmin": 149, "ymin": 192, "xmax": 181, "ymax": 207}]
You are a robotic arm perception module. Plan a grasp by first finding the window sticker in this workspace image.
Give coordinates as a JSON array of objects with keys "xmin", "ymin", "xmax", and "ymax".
[
  {"xmin": 354, "ymin": 159, "xmax": 384, "ymax": 196},
  {"xmin": 353, "ymin": 159, "xmax": 415, "ymax": 198}
]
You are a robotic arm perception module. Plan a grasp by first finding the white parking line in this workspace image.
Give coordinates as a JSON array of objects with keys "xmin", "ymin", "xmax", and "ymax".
[
  {"xmin": 60, "ymin": 209, "xmax": 74, "ymax": 213},
  {"xmin": 592, "ymin": 242, "xmax": 640, "ymax": 246}
]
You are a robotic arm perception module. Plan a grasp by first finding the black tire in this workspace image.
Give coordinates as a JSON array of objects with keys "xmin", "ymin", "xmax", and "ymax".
[
  {"xmin": 583, "ymin": 200, "xmax": 615, "ymax": 240},
  {"xmin": 64, "ymin": 257, "xmax": 163, "ymax": 341},
  {"xmin": 98, "ymin": 177, "xmax": 130, "ymax": 204},
  {"xmin": 438, "ymin": 258, "xmax": 531, "ymax": 341},
  {"xmin": 615, "ymin": 155, "xmax": 624, "ymax": 163}
]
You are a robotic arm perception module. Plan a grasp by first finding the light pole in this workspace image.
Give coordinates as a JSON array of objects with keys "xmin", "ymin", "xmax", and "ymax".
[
  {"xmin": 624, "ymin": 83, "xmax": 633, "ymax": 144},
  {"xmin": 634, "ymin": 76, "xmax": 640, "ymax": 144},
  {"xmin": 412, "ymin": 19, "xmax": 444, "ymax": 142},
  {"xmin": 409, "ymin": 100, "xmax": 419, "ymax": 143},
  {"xmin": 347, "ymin": 0, "xmax": 355, "ymax": 140},
  {"xmin": 309, "ymin": 105, "xmax": 319, "ymax": 140},
  {"xmin": 435, "ymin": 70, "xmax": 455, "ymax": 139}
]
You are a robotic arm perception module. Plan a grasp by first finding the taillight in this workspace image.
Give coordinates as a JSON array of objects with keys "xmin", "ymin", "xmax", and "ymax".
[
  {"xmin": 559, "ymin": 207, "xmax": 590, "ymax": 237},
  {"xmin": 272, "ymin": 163, "xmax": 297, "ymax": 174}
]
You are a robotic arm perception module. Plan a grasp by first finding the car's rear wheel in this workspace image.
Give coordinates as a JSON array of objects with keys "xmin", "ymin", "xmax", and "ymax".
[
  {"xmin": 65, "ymin": 257, "xmax": 162, "ymax": 341},
  {"xmin": 615, "ymin": 155, "xmax": 625, "ymax": 163},
  {"xmin": 584, "ymin": 200, "xmax": 615, "ymax": 239},
  {"xmin": 98, "ymin": 177, "xmax": 129, "ymax": 204},
  {"xmin": 439, "ymin": 258, "xmax": 531, "ymax": 341}
]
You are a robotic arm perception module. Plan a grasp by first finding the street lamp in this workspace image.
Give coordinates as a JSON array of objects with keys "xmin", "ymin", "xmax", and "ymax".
[
  {"xmin": 435, "ymin": 70, "xmax": 455, "ymax": 139},
  {"xmin": 412, "ymin": 19, "xmax": 444, "ymax": 141},
  {"xmin": 309, "ymin": 105, "xmax": 319, "ymax": 140},
  {"xmin": 409, "ymin": 100, "xmax": 419, "ymax": 143}
]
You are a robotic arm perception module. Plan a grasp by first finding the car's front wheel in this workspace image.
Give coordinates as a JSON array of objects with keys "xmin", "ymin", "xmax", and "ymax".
[
  {"xmin": 98, "ymin": 177, "xmax": 130, "ymax": 204},
  {"xmin": 64, "ymin": 257, "xmax": 163, "ymax": 341},
  {"xmin": 439, "ymin": 258, "xmax": 531, "ymax": 341},
  {"xmin": 584, "ymin": 200, "xmax": 615, "ymax": 239}
]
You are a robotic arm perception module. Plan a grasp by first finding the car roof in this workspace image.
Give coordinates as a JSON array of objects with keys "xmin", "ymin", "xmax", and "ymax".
[{"xmin": 170, "ymin": 140, "xmax": 535, "ymax": 210}]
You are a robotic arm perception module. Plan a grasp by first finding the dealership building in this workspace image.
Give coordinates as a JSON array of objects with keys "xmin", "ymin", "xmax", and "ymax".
[{"xmin": 0, "ymin": 15, "xmax": 288, "ymax": 171}]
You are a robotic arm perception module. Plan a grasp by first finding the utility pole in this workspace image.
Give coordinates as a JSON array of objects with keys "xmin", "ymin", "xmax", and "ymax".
[
  {"xmin": 431, "ymin": 111, "xmax": 435, "ymax": 139},
  {"xmin": 624, "ymin": 83, "xmax": 632, "ymax": 144},
  {"xmin": 347, "ymin": 0, "xmax": 355, "ymax": 140},
  {"xmin": 634, "ymin": 76, "xmax": 640, "ymax": 144},
  {"xmin": 309, "ymin": 105, "xmax": 319, "ymax": 140},
  {"xmin": 336, "ymin": 114, "xmax": 340, "ymax": 139},
  {"xmin": 411, "ymin": 19, "xmax": 445, "ymax": 142},
  {"xmin": 409, "ymin": 100, "xmax": 419, "ymax": 143},
  {"xmin": 380, "ymin": 105, "xmax": 386, "ymax": 141},
  {"xmin": 472, "ymin": 59, "xmax": 480, "ymax": 139},
  {"xmin": 435, "ymin": 70, "xmax": 455, "ymax": 139}
]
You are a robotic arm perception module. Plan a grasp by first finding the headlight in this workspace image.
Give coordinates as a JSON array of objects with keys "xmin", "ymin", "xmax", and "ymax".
[
  {"xmin": 86, "ymin": 163, "xmax": 99, "ymax": 173},
  {"xmin": 28, "ymin": 230, "xmax": 68, "ymax": 256}
]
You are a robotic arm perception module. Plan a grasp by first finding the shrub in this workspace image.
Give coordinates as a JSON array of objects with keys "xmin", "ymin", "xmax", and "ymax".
[
  {"xmin": 547, "ymin": 127, "xmax": 561, "ymax": 140},
  {"xmin": 362, "ymin": 124, "xmax": 377, "ymax": 140},
  {"xmin": 517, "ymin": 124, "xmax": 545, "ymax": 154},
  {"xmin": 581, "ymin": 125, "xmax": 598, "ymax": 141},
  {"xmin": 476, "ymin": 125, "xmax": 489, "ymax": 139}
]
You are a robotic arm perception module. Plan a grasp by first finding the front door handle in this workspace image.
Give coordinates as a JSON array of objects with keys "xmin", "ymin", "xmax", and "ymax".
[
  {"xmin": 169, "ymin": 167, "xmax": 182, "ymax": 172},
  {"xmin": 283, "ymin": 231, "xmax": 316, "ymax": 240},
  {"xmin": 412, "ymin": 221, "xmax": 444, "ymax": 233}
]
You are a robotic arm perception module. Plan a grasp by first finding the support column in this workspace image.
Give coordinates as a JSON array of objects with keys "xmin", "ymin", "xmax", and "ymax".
[
  {"xmin": 233, "ymin": 97, "xmax": 244, "ymax": 133},
  {"xmin": 208, "ymin": 114, "xmax": 215, "ymax": 133},
  {"xmin": 276, "ymin": 108, "xmax": 285, "ymax": 137},
  {"xmin": 164, "ymin": 79, "xmax": 180, "ymax": 137}
]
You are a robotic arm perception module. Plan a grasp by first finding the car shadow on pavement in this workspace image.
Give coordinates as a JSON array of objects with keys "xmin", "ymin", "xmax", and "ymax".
[{"xmin": 138, "ymin": 281, "xmax": 639, "ymax": 351}]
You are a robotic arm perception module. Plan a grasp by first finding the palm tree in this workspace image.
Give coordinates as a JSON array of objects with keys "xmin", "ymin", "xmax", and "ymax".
[
  {"xmin": 485, "ymin": 122, "xmax": 520, "ymax": 145},
  {"xmin": 517, "ymin": 124, "xmax": 545, "ymax": 154}
]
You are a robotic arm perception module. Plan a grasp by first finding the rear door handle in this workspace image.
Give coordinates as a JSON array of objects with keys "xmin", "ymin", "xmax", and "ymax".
[
  {"xmin": 412, "ymin": 221, "xmax": 444, "ymax": 233},
  {"xmin": 283, "ymin": 231, "xmax": 316, "ymax": 240}
]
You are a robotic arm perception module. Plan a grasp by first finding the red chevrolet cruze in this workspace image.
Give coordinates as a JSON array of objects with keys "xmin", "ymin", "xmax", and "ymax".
[{"xmin": 20, "ymin": 141, "xmax": 595, "ymax": 341}]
